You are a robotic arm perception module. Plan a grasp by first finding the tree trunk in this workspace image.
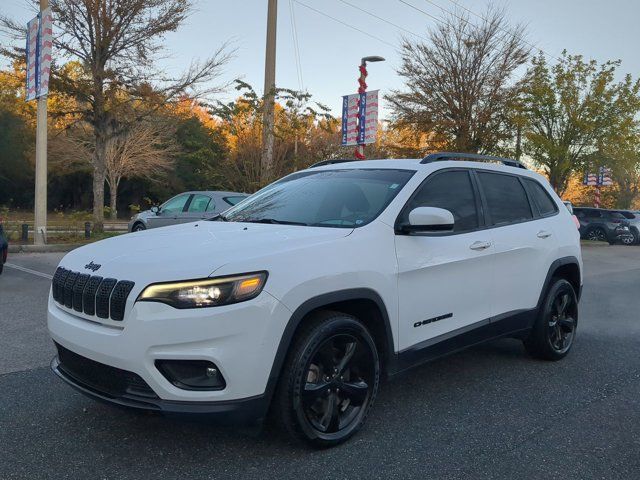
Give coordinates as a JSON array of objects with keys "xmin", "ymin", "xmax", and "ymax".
[
  {"xmin": 92, "ymin": 132, "xmax": 107, "ymax": 233},
  {"xmin": 109, "ymin": 177, "xmax": 119, "ymax": 220},
  {"xmin": 515, "ymin": 125, "xmax": 522, "ymax": 161}
]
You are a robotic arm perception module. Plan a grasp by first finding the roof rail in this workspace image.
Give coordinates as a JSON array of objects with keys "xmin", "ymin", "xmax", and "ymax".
[
  {"xmin": 421, "ymin": 152, "xmax": 527, "ymax": 169},
  {"xmin": 309, "ymin": 159, "xmax": 356, "ymax": 168}
]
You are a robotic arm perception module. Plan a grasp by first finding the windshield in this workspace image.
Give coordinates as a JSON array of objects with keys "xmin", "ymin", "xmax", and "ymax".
[{"xmin": 222, "ymin": 169, "xmax": 415, "ymax": 228}]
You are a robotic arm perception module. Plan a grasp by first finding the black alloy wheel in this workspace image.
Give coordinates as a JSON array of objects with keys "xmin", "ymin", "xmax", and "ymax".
[
  {"xmin": 621, "ymin": 234, "xmax": 635, "ymax": 245},
  {"xmin": 273, "ymin": 311, "xmax": 380, "ymax": 447},
  {"xmin": 546, "ymin": 288, "xmax": 577, "ymax": 355},
  {"xmin": 586, "ymin": 227, "xmax": 607, "ymax": 242},
  {"xmin": 524, "ymin": 278, "xmax": 578, "ymax": 360}
]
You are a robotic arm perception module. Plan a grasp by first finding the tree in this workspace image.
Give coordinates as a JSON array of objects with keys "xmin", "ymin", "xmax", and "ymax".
[
  {"xmin": 213, "ymin": 81, "xmax": 332, "ymax": 191},
  {"xmin": 386, "ymin": 7, "xmax": 529, "ymax": 154},
  {"xmin": 0, "ymin": 110, "xmax": 34, "ymax": 207},
  {"xmin": 520, "ymin": 52, "xmax": 640, "ymax": 195},
  {"xmin": 600, "ymin": 131, "xmax": 640, "ymax": 209},
  {"xmin": 103, "ymin": 122, "xmax": 177, "ymax": 217},
  {"xmin": 50, "ymin": 119, "xmax": 177, "ymax": 218},
  {"xmin": 173, "ymin": 115, "xmax": 228, "ymax": 192},
  {"xmin": 1, "ymin": 0, "xmax": 231, "ymax": 230}
]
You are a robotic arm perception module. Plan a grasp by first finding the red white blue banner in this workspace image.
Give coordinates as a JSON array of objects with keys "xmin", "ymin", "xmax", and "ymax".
[
  {"xmin": 598, "ymin": 166, "xmax": 613, "ymax": 186},
  {"xmin": 25, "ymin": 15, "xmax": 39, "ymax": 101},
  {"xmin": 583, "ymin": 167, "xmax": 613, "ymax": 187},
  {"xmin": 341, "ymin": 93, "xmax": 360, "ymax": 146},
  {"xmin": 25, "ymin": 8, "xmax": 53, "ymax": 102},
  {"xmin": 38, "ymin": 8, "xmax": 53, "ymax": 97},
  {"xmin": 341, "ymin": 90, "xmax": 379, "ymax": 147}
]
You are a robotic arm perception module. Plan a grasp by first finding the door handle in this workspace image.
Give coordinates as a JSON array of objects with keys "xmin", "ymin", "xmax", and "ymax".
[
  {"xmin": 537, "ymin": 230, "xmax": 552, "ymax": 239},
  {"xmin": 469, "ymin": 240, "xmax": 491, "ymax": 251}
]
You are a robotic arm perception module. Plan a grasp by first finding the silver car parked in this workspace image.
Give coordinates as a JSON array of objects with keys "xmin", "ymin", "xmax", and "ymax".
[{"xmin": 128, "ymin": 191, "xmax": 248, "ymax": 232}]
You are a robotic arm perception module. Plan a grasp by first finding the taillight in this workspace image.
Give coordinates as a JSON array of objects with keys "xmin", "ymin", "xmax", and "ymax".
[{"xmin": 572, "ymin": 215, "xmax": 580, "ymax": 229}]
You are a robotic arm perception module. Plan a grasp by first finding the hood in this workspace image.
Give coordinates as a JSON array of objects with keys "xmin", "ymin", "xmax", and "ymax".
[
  {"xmin": 59, "ymin": 221, "xmax": 352, "ymax": 282},
  {"xmin": 133, "ymin": 209, "xmax": 154, "ymax": 220}
]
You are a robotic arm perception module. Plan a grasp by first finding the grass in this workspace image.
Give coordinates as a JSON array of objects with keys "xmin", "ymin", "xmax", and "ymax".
[{"xmin": 1, "ymin": 207, "xmax": 128, "ymax": 244}]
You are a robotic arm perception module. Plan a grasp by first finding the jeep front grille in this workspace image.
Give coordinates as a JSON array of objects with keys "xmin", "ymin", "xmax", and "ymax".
[{"xmin": 52, "ymin": 267, "xmax": 135, "ymax": 322}]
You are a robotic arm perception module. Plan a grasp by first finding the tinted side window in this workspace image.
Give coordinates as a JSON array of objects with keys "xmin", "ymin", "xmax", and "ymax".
[
  {"xmin": 523, "ymin": 178, "xmax": 558, "ymax": 216},
  {"xmin": 478, "ymin": 172, "xmax": 532, "ymax": 226},
  {"xmin": 187, "ymin": 194, "xmax": 211, "ymax": 213},
  {"xmin": 224, "ymin": 196, "xmax": 246, "ymax": 206},
  {"xmin": 402, "ymin": 170, "xmax": 479, "ymax": 232},
  {"xmin": 162, "ymin": 194, "xmax": 190, "ymax": 214}
]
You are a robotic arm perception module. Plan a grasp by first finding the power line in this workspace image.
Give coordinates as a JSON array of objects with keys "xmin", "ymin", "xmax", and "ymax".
[
  {"xmin": 288, "ymin": 0, "xmax": 304, "ymax": 90},
  {"xmin": 397, "ymin": 0, "xmax": 449, "ymax": 27},
  {"xmin": 293, "ymin": 0, "xmax": 396, "ymax": 48},
  {"xmin": 335, "ymin": 0, "xmax": 429, "ymax": 41},
  {"xmin": 428, "ymin": 0, "xmax": 561, "ymax": 61}
]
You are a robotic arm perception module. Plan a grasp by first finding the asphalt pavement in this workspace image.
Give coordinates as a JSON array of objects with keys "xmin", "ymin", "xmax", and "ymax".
[{"xmin": 1, "ymin": 246, "xmax": 639, "ymax": 479}]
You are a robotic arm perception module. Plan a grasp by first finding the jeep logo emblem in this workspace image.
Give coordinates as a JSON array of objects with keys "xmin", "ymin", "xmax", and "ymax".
[{"xmin": 84, "ymin": 261, "xmax": 101, "ymax": 272}]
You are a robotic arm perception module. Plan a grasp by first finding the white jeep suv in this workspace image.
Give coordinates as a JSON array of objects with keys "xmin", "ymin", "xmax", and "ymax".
[{"xmin": 48, "ymin": 153, "xmax": 582, "ymax": 447}]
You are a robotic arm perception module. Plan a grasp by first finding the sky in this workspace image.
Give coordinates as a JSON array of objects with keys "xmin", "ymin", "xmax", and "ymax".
[{"xmin": 2, "ymin": 0, "xmax": 639, "ymax": 119}]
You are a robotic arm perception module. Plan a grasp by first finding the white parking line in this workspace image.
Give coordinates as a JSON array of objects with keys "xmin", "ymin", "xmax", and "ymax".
[{"xmin": 4, "ymin": 263, "xmax": 54, "ymax": 280}]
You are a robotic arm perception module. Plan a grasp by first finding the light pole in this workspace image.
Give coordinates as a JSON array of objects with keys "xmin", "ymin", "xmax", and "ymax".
[
  {"xmin": 354, "ymin": 55, "xmax": 384, "ymax": 160},
  {"xmin": 34, "ymin": 0, "xmax": 49, "ymax": 245}
]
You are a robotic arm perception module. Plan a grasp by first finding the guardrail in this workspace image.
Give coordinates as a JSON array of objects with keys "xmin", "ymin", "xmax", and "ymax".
[{"xmin": 1, "ymin": 221, "xmax": 128, "ymax": 243}]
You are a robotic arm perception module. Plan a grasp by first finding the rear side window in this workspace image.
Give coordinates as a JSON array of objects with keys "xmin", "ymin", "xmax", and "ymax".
[
  {"xmin": 223, "ymin": 196, "xmax": 247, "ymax": 206},
  {"xmin": 402, "ymin": 170, "xmax": 479, "ymax": 232},
  {"xmin": 477, "ymin": 172, "xmax": 532, "ymax": 226},
  {"xmin": 523, "ymin": 179, "xmax": 558, "ymax": 216},
  {"xmin": 187, "ymin": 194, "xmax": 211, "ymax": 213}
]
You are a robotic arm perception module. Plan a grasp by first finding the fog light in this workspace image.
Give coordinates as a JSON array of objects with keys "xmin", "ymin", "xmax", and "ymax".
[{"xmin": 155, "ymin": 360, "xmax": 226, "ymax": 391}]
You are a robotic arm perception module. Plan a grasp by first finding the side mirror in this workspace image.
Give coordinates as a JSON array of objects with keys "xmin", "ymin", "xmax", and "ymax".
[
  {"xmin": 401, "ymin": 207, "xmax": 454, "ymax": 233},
  {"xmin": 150, "ymin": 206, "xmax": 160, "ymax": 215}
]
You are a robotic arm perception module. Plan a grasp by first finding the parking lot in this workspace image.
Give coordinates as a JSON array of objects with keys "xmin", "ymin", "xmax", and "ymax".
[{"xmin": 1, "ymin": 245, "xmax": 639, "ymax": 480}]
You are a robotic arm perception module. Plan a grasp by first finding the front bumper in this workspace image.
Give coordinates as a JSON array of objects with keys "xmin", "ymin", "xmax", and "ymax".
[
  {"xmin": 51, "ymin": 356, "xmax": 268, "ymax": 422},
  {"xmin": 48, "ymin": 289, "xmax": 292, "ymax": 411}
]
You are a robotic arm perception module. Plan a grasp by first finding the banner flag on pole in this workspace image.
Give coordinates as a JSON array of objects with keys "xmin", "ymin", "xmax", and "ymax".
[
  {"xmin": 37, "ymin": 7, "xmax": 53, "ymax": 98},
  {"xmin": 598, "ymin": 166, "xmax": 613, "ymax": 186},
  {"xmin": 341, "ymin": 93, "xmax": 360, "ymax": 146},
  {"xmin": 584, "ymin": 167, "xmax": 613, "ymax": 187},
  {"xmin": 25, "ymin": 8, "xmax": 53, "ymax": 102},
  {"xmin": 362, "ymin": 90, "xmax": 378, "ymax": 145},
  {"xmin": 25, "ymin": 15, "xmax": 39, "ymax": 101},
  {"xmin": 341, "ymin": 90, "xmax": 379, "ymax": 147}
]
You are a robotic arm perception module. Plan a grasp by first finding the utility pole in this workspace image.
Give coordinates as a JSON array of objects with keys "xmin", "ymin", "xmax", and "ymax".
[
  {"xmin": 34, "ymin": 0, "xmax": 49, "ymax": 245},
  {"xmin": 261, "ymin": 0, "xmax": 277, "ymax": 185}
]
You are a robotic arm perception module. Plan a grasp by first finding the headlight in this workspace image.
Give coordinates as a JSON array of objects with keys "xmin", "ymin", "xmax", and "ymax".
[{"xmin": 137, "ymin": 272, "xmax": 268, "ymax": 309}]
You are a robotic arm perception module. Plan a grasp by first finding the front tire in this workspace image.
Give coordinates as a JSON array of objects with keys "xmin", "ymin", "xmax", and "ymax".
[
  {"xmin": 273, "ymin": 311, "xmax": 380, "ymax": 447},
  {"xmin": 524, "ymin": 278, "xmax": 578, "ymax": 361},
  {"xmin": 132, "ymin": 222, "xmax": 146, "ymax": 232}
]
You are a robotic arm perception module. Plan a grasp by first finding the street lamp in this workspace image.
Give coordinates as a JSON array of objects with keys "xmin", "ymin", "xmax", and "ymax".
[{"xmin": 355, "ymin": 56, "xmax": 385, "ymax": 160}]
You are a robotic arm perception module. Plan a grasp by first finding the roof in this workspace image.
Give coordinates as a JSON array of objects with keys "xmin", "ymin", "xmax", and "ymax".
[{"xmin": 182, "ymin": 191, "xmax": 248, "ymax": 197}]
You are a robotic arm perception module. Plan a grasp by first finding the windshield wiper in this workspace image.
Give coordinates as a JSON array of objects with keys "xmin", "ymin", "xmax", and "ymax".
[
  {"xmin": 245, "ymin": 218, "xmax": 309, "ymax": 226},
  {"xmin": 209, "ymin": 213, "xmax": 229, "ymax": 222}
]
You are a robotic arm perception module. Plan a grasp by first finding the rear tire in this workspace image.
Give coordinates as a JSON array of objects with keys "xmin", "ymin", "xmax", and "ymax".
[
  {"xmin": 585, "ymin": 227, "xmax": 607, "ymax": 243},
  {"xmin": 132, "ymin": 222, "xmax": 146, "ymax": 232},
  {"xmin": 524, "ymin": 278, "xmax": 578, "ymax": 361},
  {"xmin": 272, "ymin": 311, "xmax": 380, "ymax": 447}
]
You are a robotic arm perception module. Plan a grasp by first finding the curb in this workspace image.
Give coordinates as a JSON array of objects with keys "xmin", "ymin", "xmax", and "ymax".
[
  {"xmin": 8, "ymin": 243, "xmax": 83, "ymax": 254},
  {"xmin": 580, "ymin": 240, "xmax": 610, "ymax": 247}
]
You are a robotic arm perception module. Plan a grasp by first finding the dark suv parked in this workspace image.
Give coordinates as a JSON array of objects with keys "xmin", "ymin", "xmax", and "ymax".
[
  {"xmin": 613, "ymin": 211, "xmax": 640, "ymax": 244},
  {"xmin": 573, "ymin": 208, "xmax": 633, "ymax": 244}
]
